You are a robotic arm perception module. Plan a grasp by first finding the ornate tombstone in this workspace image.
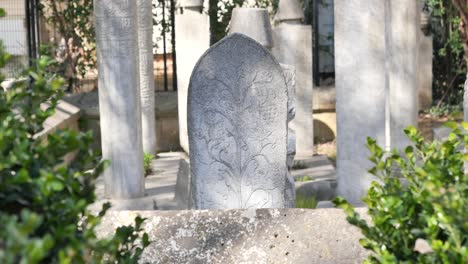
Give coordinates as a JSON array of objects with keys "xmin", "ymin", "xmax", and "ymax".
[{"xmin": 188, "ymin": 33, "xmax": 292, "ymax": 209}]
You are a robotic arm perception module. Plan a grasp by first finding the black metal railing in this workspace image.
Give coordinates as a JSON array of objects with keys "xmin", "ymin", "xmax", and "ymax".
[
  {"xmin": 153, "ymin": 0, "xmax": 177, "ymax": 92},
  {"xmin": 25, "ymin": 0, "xmax": 40, "ymax": 66}
]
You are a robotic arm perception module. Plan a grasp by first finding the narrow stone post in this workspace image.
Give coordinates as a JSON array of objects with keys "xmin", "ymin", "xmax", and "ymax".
[
  {"xmin": 175, "ymin": 0, "xmax": 210, "ymax": 154},
  {"xmin": 387, "ymin": 0, "xmax": 419, "ymax": 152},
  {"xmin": 272, "ymin": 0, "xmax": 314, "ymax": 158},
  {"xmin": 94, "ymin": 0, "xmax": 145, "ymax": 199},
  {"xmin": 137, "ymin": 0, "xmax": 157, "ymax": 155}
]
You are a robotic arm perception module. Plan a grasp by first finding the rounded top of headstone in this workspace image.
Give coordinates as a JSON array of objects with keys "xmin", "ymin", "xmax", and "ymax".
[
  {"xmin": 228, "ymin": 8, "xmax": 274, "ymax": 49},
  {"xmin": 179, "ymin": 0, "xmax": 203, "ymax": 8},
  {"xmin": 275, "ymin": 0, "xmax": 304, "ymax": 23}
]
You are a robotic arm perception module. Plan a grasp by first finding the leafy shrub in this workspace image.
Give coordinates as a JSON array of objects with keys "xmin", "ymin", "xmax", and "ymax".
[
  {"xmin": 0, "ymin": 25, "xmax": 149, "ymax": 263},
  {"xmin": 428, "ymin": 103, "xmax": 463, "ymax": 118},
  {"xmin": 334, "ymin": 125, "xmax": 468, "ymax": 263},
  {"xmin": 144, "ymin": 153, "xmax": 154, "ymax": 176}
]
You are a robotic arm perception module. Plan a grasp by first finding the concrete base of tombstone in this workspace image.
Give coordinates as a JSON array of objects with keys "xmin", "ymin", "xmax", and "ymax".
[{"xmin": 97, "ymin": 208, "xmax": 370, "ymax": 263}]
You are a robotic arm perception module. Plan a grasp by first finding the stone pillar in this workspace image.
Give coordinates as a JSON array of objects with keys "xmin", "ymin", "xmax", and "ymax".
[
  {"xmin": 388, "ymin": 0, "xmax": 419, "ymax": 151},
  {"xmin": 94, "ymin": 0, "xmax": 144, "ymax": 199},
  {"xmin": 137, "ymin": 0, "xmax": 157, "ymax": 155},
  {"xmin": 176, "ymin": 0, "xmax": 210, "ymax": 154},
  {"xmin": 272, "ymin": 0, "xmax": 314, "ymax": 158},
  {"xmin": 335, "ymin": 0, "xmax": 419, "ymax": 205}
]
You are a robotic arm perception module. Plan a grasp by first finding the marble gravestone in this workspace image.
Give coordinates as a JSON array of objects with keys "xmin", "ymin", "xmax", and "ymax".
[
  {"xmin": 175, "ymin": 0, "xmax": 210, "ymax": 154},
  {"xmin": 335, "ymin": 0, "xmax": 419, "ymax": 205},
  {"xmin": 94, "ymin": 0, "xmax": 145, "ymax": 198},
  {"xmin": 273, "ymin": 0, "xmax": 314, "ymax": 158},
  {"xmin": 188, "ymin": 34, "xmax": 291, "ymax": 209},
  {"xmin": 137, "ymin": 0, "xmax": 157, "ymax": 155}
]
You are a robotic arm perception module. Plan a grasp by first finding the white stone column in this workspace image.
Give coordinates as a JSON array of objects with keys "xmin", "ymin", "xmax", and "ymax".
[
  {"xmin": 137, "ymin": 0, "xmax": 157, "ymax": 155},
  {"xmin": 94, "ymin": 0, "xmax": 145, "ymax": 199},
  {"xmin": 388, "ymin": 0, "xmax": 419, "ymax": 151},
  {"xmin": 335, "ymin": 0, "xmax": 419, "ymax": 205},
  {"xmin": 272, "ymin": 0, "xmax": 314, "ymax": 158},
  {"xmin": 175, "ymin": 0, "xmax": 210, "ymax": 153},
  {"xmin": 335, "ymin": 0, "xmax": 386, "ymax": 205}
]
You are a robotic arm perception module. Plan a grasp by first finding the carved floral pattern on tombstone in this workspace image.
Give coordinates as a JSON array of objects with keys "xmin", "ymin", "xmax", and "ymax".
[{"xmin": 188, "ymin": 33, "xmax": 289, "ymax": 209}]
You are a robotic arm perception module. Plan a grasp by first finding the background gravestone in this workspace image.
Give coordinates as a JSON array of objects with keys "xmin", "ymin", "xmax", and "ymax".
[
  {"xmin": 188, "ymin": 34, "xmax": 290, "ymax": 209},
  {"xmin": 137, "ymin": 0, "xmax": 157, "ymax": 155},
  {"xmin": 94, "ymin": 0, "xmax": 145, "ymax": 198},
  {"xmin": 273, "ymin": 0, "xmax": 314, "ymax": 158},
  {"xmin": 335, "ymin": 0, "xmax": 419, "ymax": 205},
  {"xmin": 175, "ymin": 0, "xmax": 210, "ymax": 154}
]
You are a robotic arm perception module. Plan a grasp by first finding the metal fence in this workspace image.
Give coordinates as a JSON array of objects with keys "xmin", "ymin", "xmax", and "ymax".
[{"xmin": 0, "ymin": 0, "xmax": 40, "ymax": 78}]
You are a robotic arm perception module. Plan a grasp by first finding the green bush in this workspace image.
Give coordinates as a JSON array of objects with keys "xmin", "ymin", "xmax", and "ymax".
[
  {"xmin": 334, "ymin": 124, "xmax": 468, "ymax": 263},
  {"xmin": 0, "ymin": 22, "xmax": 149, "ymax": 264}
]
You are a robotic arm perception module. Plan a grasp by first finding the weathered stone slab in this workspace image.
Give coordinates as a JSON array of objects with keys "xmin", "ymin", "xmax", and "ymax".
[
  {"xmin": 188, "ymin": 34, "xmax": 290, "ymax": 209},
  {"xmin": 94, "ymin": 0, "xmax": 145, "ymax": 198},
  {"xmin": 175, "ymin": 4, "xmax": 210, "ymax": 153},
  {"xmin": 137, "ymin": 0, "xmax": 157, "ymax": 154},
  {"xmin": 98, "ymin": 208, "xmax": 369, "ymax": 264}
]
